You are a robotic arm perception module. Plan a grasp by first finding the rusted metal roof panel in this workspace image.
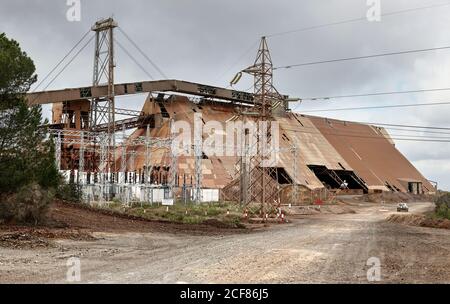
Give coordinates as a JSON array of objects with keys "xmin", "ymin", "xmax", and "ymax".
[
  {"xmin": 276, "ymin": 113, "xmax": 352, "ymax": 189},
  {"xmin": 118, "ymin": 96, "xmax": 433, "ymax": 193},
  {"xmin": 278, "ymin": 113, "xmax": 352, "ymax": 170},
  {"xmin": 123, "ymin": 96, "xmax": 330, "ymax": 189},
  {"xmin": 308, "ymin": 116, "xmax": 435, "ymax": 193}
]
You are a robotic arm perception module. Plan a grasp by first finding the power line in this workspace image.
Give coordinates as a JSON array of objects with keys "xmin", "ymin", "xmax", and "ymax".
[
  {"xmin": 281, "ymin": 126, "xmax": 450, "ymax": 143},
  {"xmin": 299, "ymin": 87, "xmax": 450, "ymax": 102},
  {"xmin": 293, "ymin": 119, "xmax": 450, "ymax": 135},
  {"xmin": 383, "ymin": 126, "xmax": 450, "ymax": 136},
  {"xmin": 40, "ymin": 35, "xmax": 94, "ymax": 92},
  {"xmin": 115, "ymin": 38, "xmax": 155, "ymax": 80},
  {"xmin": 376, "ymin": 133, "xmax": 450, "ymax": 140},
  {"xmin": 32, "ymin": 29, "xmax": 91, "ymax": 92},
  {"xmin": 355, "ymin": 121, "xmax": 450, "ymax": 131},
  {"xmin": 276, "ymin": 112, "xmax": 450, "ymax": 142},
  {"xmin": 299, "ymin": 100, "xmax": 450, "ymax": 113},
  {"xmin": 274, "ymin": 45, "xmax": 450, "ymax": 70},
  {"xmin": 306, "ymin": 116, "xmax": 450, "ymax": 131},
  {"xmin": 289, "ymin": 112, "xmax": 450, "ymax": 132},
  {"xmin": 117, "ymin": 27, "xmax": 168, "ymax": 79},
  {"xmin": 213, "ymin": 39, "xmax": 259, "ymax": 84},
  {"xmin": 29, "ymin": 34, "xmax": 94, "ymax": 106},
  {"xmin": 266, "ymin": 1, "xmax": 450, "ymax": 38}
]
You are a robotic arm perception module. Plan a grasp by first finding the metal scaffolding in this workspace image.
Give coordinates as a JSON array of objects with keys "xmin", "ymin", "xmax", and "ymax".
[{"xmin": 50, "ymin": 129, "xmax": 173, "ymax": 204}]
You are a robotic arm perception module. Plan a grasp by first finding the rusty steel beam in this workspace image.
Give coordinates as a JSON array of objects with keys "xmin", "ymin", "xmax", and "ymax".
[
  {"xmin": 94, "ymin": 114, "xmax": 154, "ymax": 133},
  {"xmin": 26, "ymin": 80, "xmax": 255, "ymax": 106}
]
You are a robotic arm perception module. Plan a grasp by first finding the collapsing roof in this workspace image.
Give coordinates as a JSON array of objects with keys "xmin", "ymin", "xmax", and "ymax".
[
  {"xmin": 308, "ymin": 116, "xmax": 434, "ymax": 193},
  {"xmin": 120, "ymin": 94, "xmax": 434, "ymax": 194}
]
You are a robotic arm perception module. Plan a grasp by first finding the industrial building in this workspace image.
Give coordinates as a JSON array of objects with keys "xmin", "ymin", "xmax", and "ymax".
[
  {"xmin": 25, "ymin": 18, "xmax": 434, "ymax": 207},
  {"xmin": 26, "ymin": 84, "xmax": 434, "ymax": 200}
]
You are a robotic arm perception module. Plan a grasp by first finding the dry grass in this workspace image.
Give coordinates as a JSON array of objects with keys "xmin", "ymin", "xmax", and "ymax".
[{"xmin": 105, "ymin": 202, "xmax": 245, "ymax": 228}]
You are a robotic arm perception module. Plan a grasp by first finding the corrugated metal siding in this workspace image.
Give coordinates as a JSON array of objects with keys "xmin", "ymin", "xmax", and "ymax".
[
  {"xmin": 308, "ymin": 116, "xmax": 435, "ymax": 192},
  {"xmin": 118, "ymin": 95, "xmax": 433, "ymax": 193}
]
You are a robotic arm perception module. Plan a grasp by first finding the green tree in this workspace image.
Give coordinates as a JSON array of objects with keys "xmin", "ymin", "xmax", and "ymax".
[
  {"xmin": 0, "ymin": 33, "xmax": 59, "ymax": 195},
  {"xmin": 0, "ymin": 33, "xmax": 36, "ymax": 105}
]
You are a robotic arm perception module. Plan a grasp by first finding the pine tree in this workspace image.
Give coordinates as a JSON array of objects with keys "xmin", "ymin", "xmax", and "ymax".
[{"xmin": 0, "ymin": 33, "xmax": 59, "ymax": 203}]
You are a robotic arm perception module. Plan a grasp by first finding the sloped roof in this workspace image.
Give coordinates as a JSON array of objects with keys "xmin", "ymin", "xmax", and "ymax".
[
  {"xmin": 120, "ymin": 94, "xmax": 434, "ymax": 193},
  {"xmin": 308, "ymin": 116, "xmax": 434, "ymax": 192}
]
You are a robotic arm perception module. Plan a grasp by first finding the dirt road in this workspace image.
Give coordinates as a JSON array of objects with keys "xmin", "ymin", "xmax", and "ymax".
[{"xmin": 1, "ymin": 202, "xmax": 449, "ymax": 283}]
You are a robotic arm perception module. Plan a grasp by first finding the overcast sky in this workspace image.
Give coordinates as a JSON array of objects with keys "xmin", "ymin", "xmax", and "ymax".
[{"xmin": 1, "ymin": 0, "xmax": 450, "ymax": 189}]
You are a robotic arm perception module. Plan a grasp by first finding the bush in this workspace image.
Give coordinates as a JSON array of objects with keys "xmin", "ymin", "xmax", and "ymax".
[
  {"xmin": 56, "ymin": 182, "xmax": 82, "ymax": 203},
  {"xmin": 435, "ymin": 193, "xmax": 450, "ymax": 220},
  {"xmin": 436, "ymin": 192, "xmax": 450, "ymax": 207},
  {"xmin": 0, "ymin": 183, "xmax": 54, "ymax": 225}
]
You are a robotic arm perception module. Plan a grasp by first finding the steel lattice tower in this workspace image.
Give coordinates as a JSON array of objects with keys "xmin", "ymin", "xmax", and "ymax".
[
  {"xmin": 90, "ymin": 18, "xmax": 118, "ymax": 176},
  {"xmin": 241, "ymin": 37, "xmax": 285, "ymax": 215}
]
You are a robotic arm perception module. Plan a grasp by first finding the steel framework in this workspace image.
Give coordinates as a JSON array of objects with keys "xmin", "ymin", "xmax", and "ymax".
[
  {"xmin": 240, "ymin": 37, "xmax": 286, "ymax": 215},
  {"xmin": 50, "ymin": 129, "xmax": 173, "ymax": 203},
  {"xmin": 90, "ymin": 18, "xmax": 118, "ymax": 176}
]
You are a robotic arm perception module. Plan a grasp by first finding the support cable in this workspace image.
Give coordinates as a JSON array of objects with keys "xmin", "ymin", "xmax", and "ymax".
[
  {"xmin": 266, "ymin": 1, "xmax": 450, "ymax": 38},
  {"xmin": 117, "ymin": 26, "xmax": 168, "ymax": 79},
  {"xmin": 32, "ymin": 29, "xmax": 91, "ymax": 92},
  {"xmin": 274, "ymin": 45, "xmax": 450, "ymax": 70},
  {"xmin": 299, "ymin": 87, "xmax": 450, "ymax": 102},
  {"xmin": 115, "ymin": 38, "xmax": 155, "ymax": 80},
  {"xmin": 300, "ymin": 100, "xmax": 450, "ymax": 113}
]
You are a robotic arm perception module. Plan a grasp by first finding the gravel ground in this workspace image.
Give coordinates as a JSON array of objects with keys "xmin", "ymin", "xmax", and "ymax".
[{"xmin": 1, "ymin": 202, "xmax": 449, "ymax": 284}]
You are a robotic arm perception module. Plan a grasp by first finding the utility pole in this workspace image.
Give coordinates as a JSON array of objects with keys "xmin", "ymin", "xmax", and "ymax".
[
  {"xmin": 55, "ymin": 131, "xmax": 62, "ymax": 171},
  {"xmin": 291, "ymin": 145, "xmax": 299, "ymax": 204},
  {"xmin": 169, "ymin": 119, "xmax": 178, "ymax": 202},
  {"xmin": 79, "ymin": 131, "xmax": 85, "ymax": 185},
  {"xmin": 193, "ymin": 114, "xmax": 203, "ymax": 204}
]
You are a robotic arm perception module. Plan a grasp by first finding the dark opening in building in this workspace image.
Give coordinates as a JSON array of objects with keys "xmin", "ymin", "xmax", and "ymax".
[
  {"xmin": 80, "ymin": 87, "xmax": 92, "ymax": 98},
  {"xmin": 267, "ymin": 167, "xmax": 293, "ymax": 185},
  {"xmin": 308, "ymin": 165, "xmax": 367, "ymax": 192},
  {"xmin": 156, "ymin": 94, "xmax": 170, "ymax": 118},
  {"xmin": 135, "ymin": 83, "xmax": 143, "ymax": 92}
]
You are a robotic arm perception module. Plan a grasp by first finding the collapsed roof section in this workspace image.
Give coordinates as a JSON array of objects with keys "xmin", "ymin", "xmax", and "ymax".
[{"xmin": 308, "ymin": 116, "xmax": 434, "ymax": 193}]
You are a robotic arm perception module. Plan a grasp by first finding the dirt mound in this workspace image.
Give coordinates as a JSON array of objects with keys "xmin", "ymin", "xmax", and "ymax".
[
  {"xmin": 287, "ymin": 205, "xmax": 356, "ymax": 216},
  {"xmin": 0, "ymin": 232, "xmax": 52, "ymax": 249},
  {"xmin": 202, "ymin": 219, "xmax": 235, "ymax": 229},
  {"xmin": 0, "ymin": 201, "xmax": 248, "ymax": 250},
  {"xmin": 0, "ymin": 227, "xmax": 96, "ymax": 249},
  {"xmin": 48, "ymin": 201, "xmax": 248, "ymax": 236},
  {"xmin": 387, "ymin": 214, "xmax": 450, "ymax": 230},
  {"xmin": 356, "ymin": 192, "xmax": 432, "ymax": 204},
  {"xmin": 325, "ymin": 205, "xmax": 356, "ymax": 215}
]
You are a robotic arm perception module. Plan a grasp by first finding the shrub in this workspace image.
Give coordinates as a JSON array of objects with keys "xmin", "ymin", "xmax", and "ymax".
[
  {"xmin": 0, "ymin": 183, "xmax": 54, "ymax": 225},
  {"xmin": 56, "ymin": 182, "xmax": 82, "ymax": 203},
  {"xmin": 435, "ymin": 193, "xmax": 450, "ymax": 220}
]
